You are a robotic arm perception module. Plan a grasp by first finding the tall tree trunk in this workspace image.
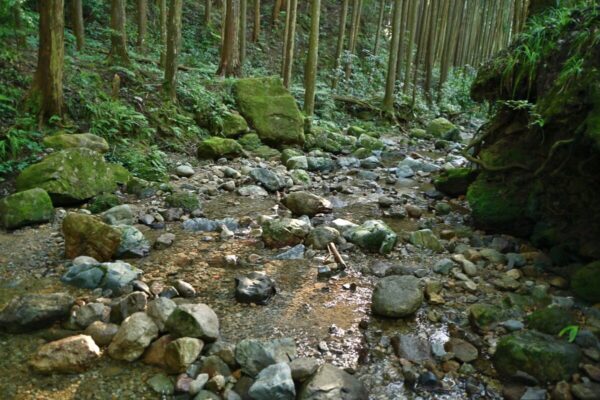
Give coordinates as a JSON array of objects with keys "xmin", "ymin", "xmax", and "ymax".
[
  {"xmin": 164, "ymin": 0, "xmax": 183, "ymax": 101},
  {"xmin": 304, "ymin": 0, "xmax": 321, "ymax": 116},
  {"xmin": 273, "ymin": 0, "xmax": 283, "ymax": 25},
  {"xmin": 252, "ymin": 0, "xmax": 260, "ymax": 42},
  {"xmin": 373, "ymin": 0, "xmax": 386, "ymax": 56},
  {"xmin": 13, "ymin": 2, "xmax": 26, "ymax": 47},
  {"xmin": 281, "ymin": 0, "xmax": 291, "ymax": 76},
  {"xmin": 402, "ymin": 0, "xmax": 418, "ymax": 94},
  {"xmin": 282, "ymin": 0, "xmax": 297, "ymax": 88},
  {"xmin": 438, "ymin": 0, "xmax": 457, "ymax": 94},
  {"xmin": 137, "ymin": 0, "xmax": 148, "ymax": 51},
  {"xmin": 28, "ymin": 0, "xmax": 64, "ymax": 122},
  {"xmin": 395, "ymin": 0, "xmax": 408, "ymax": 80},
  {"xmin": 345, "ymin": 0, "xmax": 361, "ymax": 80},
  {"xmin": 383, "ymin": 0, "xmax": 402, "ymax": 113},
  {"xmin": 71, "ymin": 0, "xmax": 84, "ymax": 51},
  {"xmin": 217, "ymin": 0, "xmax": 241, "ymax": 77},
  {"xmin": 411, "ymin": 0, "xmax": 429, "ymax": 106},
  {"xmin": 331, "ymin": 0, "xmax": 349, "ymax": 89},
  {"xmin": 159, "ymin": 0, "xmax": 167, "ymax": 66},
  {"xmin": 205, "ymin": 0, "xmax": 212, "ymax": 26},
  {"xmin": 239, "ymin": 0, "xmax": 247, "ymax": 67},
  {"xmin": 110, "ymin": 0, "xmax": 130, "ymax": 65}
]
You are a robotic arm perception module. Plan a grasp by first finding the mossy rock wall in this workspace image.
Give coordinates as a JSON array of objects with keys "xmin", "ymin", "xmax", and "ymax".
[{"xmin": 468, "ymin": 5, "xmax": 600, "ymax": 262}]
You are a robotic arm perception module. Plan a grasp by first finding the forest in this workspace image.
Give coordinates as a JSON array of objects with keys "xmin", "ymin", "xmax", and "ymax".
[{"xmin": 0, "ymin": 0, "xmax": 599, "ymax": 399}]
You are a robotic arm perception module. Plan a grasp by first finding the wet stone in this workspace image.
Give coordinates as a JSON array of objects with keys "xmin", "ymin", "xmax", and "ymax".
[
  {"xmin": 235, "ymin": 338, "xmax": 297, "ymax": 377},
  {"xmin": 248, "ymin": 362, "xmax": 296, "ymax": 400},
  {"xmin": 235, "ymin": 271, "xmax": 276, "ymax": 305},
  {"xmin": 371, "ymin": 275, "xmax": 424, "ymax": 318},
  {"xmin": 0, "ymin": 293, "xmax": 75, "ymax": 333}
]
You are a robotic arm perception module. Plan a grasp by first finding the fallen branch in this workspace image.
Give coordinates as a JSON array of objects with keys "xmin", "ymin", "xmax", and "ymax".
[{"xmin": 327, "ymin": 243, "xmax": 347, "ymax": 270}]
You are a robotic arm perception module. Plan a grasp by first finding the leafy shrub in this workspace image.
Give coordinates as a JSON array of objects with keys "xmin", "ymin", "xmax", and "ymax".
[
  {"xmin": 88, "ymin": 99, "xmax": 154, "ymax": 142},
  {"xmin": 108, "ymin": 141, "xmax": 168, "ymax": 182},
  {"xmin": 0, "ymin": 115, "xmax": 42, "ymax": 174}
]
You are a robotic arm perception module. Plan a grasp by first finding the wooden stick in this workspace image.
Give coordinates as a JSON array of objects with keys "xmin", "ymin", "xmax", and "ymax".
[{"xmin": 328, "ymin": 243, "xmax": 347, "ymax": 270}]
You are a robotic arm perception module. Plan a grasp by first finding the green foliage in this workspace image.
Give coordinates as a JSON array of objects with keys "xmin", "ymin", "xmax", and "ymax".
[
  {"xmin": 88, "ymin": 100, "xmax": 154, "ymax": 142},
  {"xmin": 502, "ymin": 3, "xmax": 599, "ymax": 99},
  {"xmin": 108, "ymin": 141, "xmax": 168, "ymax": 182},
  {"xmin": 558, "ymin": 325, "xmax": 579, "ymax": 343},
  {"xmin": 0, "ymin": 116, "xmax": 42, "ymax": 174}
]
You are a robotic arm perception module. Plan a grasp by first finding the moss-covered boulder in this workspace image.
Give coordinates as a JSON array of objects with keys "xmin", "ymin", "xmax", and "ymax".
[
  {"xmin": 165, "ymin": 192, "xmax": 201, "ymax": 213},
  {"xmin": 409, "ymin": 128, "xmax": 429, "ymax": 139},
  {"xmin": 197, "ymin": 137, "xmax": 243, "ymax": 160},
  {"xmin": 466, "ymin": 175, "xmax": 534, "ymax": 237},
  {"xmin": 344, "ymin": 220, "xmax": 397, "ymax": 255},
  {"xmin": 526, "ymin": 306, "xmax": 577, "ymax": 335},
  {"xmin": 468, "ymin": 303, "xmax": 506, "ymax": 332},
  {"xmin": 220, "ymin": 111, "xmax": 248, "ymax": 137},
  {"xmin": 253, "ymin": 145, "xmax": 281, "ymax": 160},
  {"xmin": 126, "ymin": 177, "xmax": 161, "ymax": 199},
  {"xmin": 238, "ymin": 133, "xmax": 263, "ymax": 151},
  {"xmin": 281, "ymin": 148, "xmax": 303, "ymax": 165},
  {"xmin": 347, "ymin": 126, "xmax": 367, "ymax": 138},
  {"xmin": 0, "ymin": 188, "xmax": 54, "ymax": 229},
  {"xmin": 62, "ymin": 213, "xmax": 122, "ymax": 262},
  {"xmin": 42, "ymin": 133, "xmax": 110, "ymax": 153},
  {"xmin": 88, "ymin": 193, "xmax": 121, "ymax": 214},
  {"xmin": 493, "ymin": 331, "xmax": 581, "ymax": 383},
  {"xmin": 571, "ymin": 261, "xmax": 600, "ymax": 303},
  {"xmin": 426, "ymin": 118, "xmax": 459, "ymax": 140},
  {"xmin": 16, "ymin": 149, "xmax": 129, "ymax": 205},
  {"xmin": 356, "ymin": 135, "xmax": 385, "ymax": 151},
  {"xmin": 262, "ymin": 218, "xmax": 311, "ymax": 248},
  {"xmin": 434, "ymin": 168, "xmax": 479, "ymax": 197},
  {"xmin": 234, "ymin": 77, "xmax": 305, "ymax": 146}
]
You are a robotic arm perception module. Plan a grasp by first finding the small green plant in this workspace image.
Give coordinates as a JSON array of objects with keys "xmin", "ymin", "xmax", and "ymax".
[
  {"xmin": 0, "ymin": 115, "xmax": 43, "ymax": 173},
  {"xmin": 88, "ymin": 99, "xmax": 154, "ymax": 142},
  {"xmin": 108, "ymin": 141, "xmax": 168, "ymax": 182},
  {"xmin": 558, "ymin": 325, "xmax": 580, "ymax": 343}
]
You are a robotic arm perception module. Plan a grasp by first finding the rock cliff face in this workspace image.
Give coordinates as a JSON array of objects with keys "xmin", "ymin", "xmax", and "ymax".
[{"xmin": 468, "ymin": 5, "xmax": 600, "ymax": 261}]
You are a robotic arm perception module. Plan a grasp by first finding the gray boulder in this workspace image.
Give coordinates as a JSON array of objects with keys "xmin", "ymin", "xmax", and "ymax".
[
  {"xmin": 235, "ymin": 338, "xmax": 297, "ymax": 377},
  {"xmin": 248, "ymin": 362, "xmax": 295, "ymax": 400},
  {"xmin": 0, "ymin": 293, "xmax": 75, "ymax": 333},
  {"xmin": 108, "ymin": 312, "xmax": 159, "ymax": 361},
  {"xmin": 344, "ymin": 220, "xmax": 397, "ymax": 255},
  {"xmin": 371, "ymin": 275, "xmax": 423, "ymax": 318},
  {"xmin": 282, "ymin": 191, "xmax": 332, "ymax": 217},
  {"xmin": 298, "ymin": 364, "xmax": 368, "ymax": 399},
  {"xmin": 165, "ymin": 304, "xmax": 220, "ymax": 342}
]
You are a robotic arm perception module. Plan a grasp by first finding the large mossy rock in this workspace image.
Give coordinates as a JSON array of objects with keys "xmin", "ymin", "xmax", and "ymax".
[
  {"xmin": 426, "ymin": 118, "xmax": 459, "ymax": 140},
  {"xmin": 42, "ymin": 133, "xmax": 109, "ymax": 153},
  {"xmin": 220, "ymin": 112, "xmax": 248, "ymax": 137},
  {"xmin": 526, "ymin": 306, "xmax": 577, "ymax": 335},
  {"xmin": 0, "ymin": 188, "xmax": 54, "ymax": 229},
  {"xmin": 571, "ymin": 261, "xmax": 600, "ymax": 303},
  {"xmin": 434, "ymin": 168, "xmax": 479, "ymax": 197},
  {"xmin": 15, "ymin": 148, "xmax": 129, "ymax": 205},
  {"xmin": 197, "ymin": 137, "xmax": 244, "ymax": 159},
  {"xmin": 493, "ymin": 330, "xmax": 581, "ymax": 383},
  {"xmin": 466, "ymin": 174, "xmax": 535, "ymax": 237},
  {"xmin": 234, "ymin": 77, "xmax": 305, "ymax": 146}
]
